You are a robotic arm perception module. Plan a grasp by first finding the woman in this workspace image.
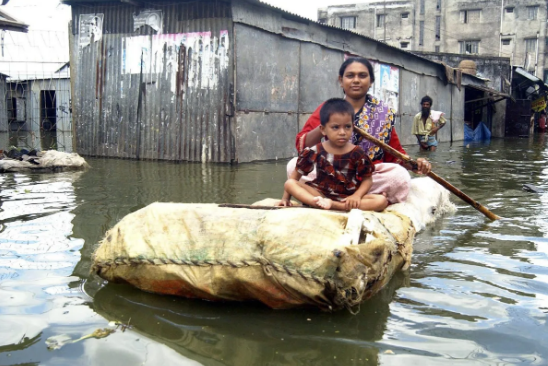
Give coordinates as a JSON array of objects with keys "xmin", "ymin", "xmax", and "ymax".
[{"xmin": 288, "ymin": 57, "xmax": 431, "ymax": 204}]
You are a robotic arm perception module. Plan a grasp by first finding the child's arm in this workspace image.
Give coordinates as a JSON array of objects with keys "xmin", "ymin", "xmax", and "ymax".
[
  {"xmin": 343, "ymin": 176, "xmax": 372, "ymax": 210},
  {"xmin": 279, "ymin": 169, "xmax": 303, "ymax": 206}
]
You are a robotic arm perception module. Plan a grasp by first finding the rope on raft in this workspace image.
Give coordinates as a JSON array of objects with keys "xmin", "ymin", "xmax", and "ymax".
[{"xmin": 92, "ymin": 255, "xmax": 367, "ymax": 311}]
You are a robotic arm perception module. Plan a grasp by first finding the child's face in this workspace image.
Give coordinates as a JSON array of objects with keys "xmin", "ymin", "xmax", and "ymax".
[{"xmin": 320, "ymin": 113, "xmax": 353, "ymax": 148}]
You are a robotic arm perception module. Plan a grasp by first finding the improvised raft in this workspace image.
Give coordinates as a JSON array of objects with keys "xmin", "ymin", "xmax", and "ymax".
[{"xmin": 92, "ymin": 177, "xmax": 455, "ymax": 311}]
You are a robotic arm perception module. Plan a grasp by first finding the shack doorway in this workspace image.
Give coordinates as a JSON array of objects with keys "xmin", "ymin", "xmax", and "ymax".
[
  {"xmin": 40, "ymin": 90, "xmax": 57, "ymax": 150},
  {"xmin": 505, "ymin": 99, "xmax": 532, "ymax": 137},
  {"xmin": 464, "ymin": 87, "xmax": 485, "ymax": 130}
]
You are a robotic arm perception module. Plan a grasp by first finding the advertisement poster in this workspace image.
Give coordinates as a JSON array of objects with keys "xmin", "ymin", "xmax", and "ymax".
[
  {"xmin": 79, "ymin": 13, "xmax": 104, "ymax": 47},
  {"xmin": 122, "ymin": 31, "xmax": 230, "ymax": 93}
]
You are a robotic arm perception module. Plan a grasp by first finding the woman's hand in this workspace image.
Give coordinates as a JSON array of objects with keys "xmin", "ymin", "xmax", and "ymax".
[
  {"xmin": 343, "ymin": 194, "xmax": 361, "ymax": 210},
  {"xmin": 414, "ymin": 158, "xmax": 431, "ymax": 175}
]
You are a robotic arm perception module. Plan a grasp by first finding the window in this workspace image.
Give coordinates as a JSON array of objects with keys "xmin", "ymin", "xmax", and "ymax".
[
  {"xmin": 341, "ymin": 16, "xmax": 356, "ymax": 29},
  {"xmin": 459, "ymin": 40, "xmax": 479, "ymax": 54},
  {"xmin": 435, "ymin": 16, "xmax": 441, "ymax": 40},
  {"xmin": 460, "ymin": 10, "xmax": 481, "ymax": 23},
  {"xmin": 401, "ymin": 13, "xmax": 409, "ymax": 19},
  {"xmin": 544, "ymin": 69, "xmax": 548, "ymax": 84},
  {"xmin": 505, "ymin": 7, "xmax": 514, "ymax": 13},
  {"xmin": 318, "ymin": 18, "xmax": 327, "ymax": 24},
  {"xmin": 526, "ymin": 38, "xmax": 537, "ymax": 53},
  {"xmin": 8, "ymin": 98, "xmax": 16, "ymax": 121},
  {"xmin": 435, "ymin": 46, "xmax": 440, "ymax": 52},
  {"xmin": 419, "ymin": 21, "xmax": 424, "ymax": 45},
  {"xmin": 436, "ymin": 0, "xmax": 441, "ymax": 10},
  {"xmin": 527, "ymin": 6, "xmax": 538, "ymax": 20},
  {"xmin": 420, "ymin": 0, "xmax": 425, "ymax": 15},
  {"xmin": 400, "ymin": 42, "xmax": 409, "ymax": 49},
  {"xmin": 501, "ymin": 39, "xmax": 511, "ymax": 46},
  {"xmin": 377, "ymin": 14, "xmax": 385, "ymax": 28}
]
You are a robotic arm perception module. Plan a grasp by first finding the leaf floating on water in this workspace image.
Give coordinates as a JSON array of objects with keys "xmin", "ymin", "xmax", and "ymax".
[{"xmin": 45, "ymin": 328, "xmax": 116, "ymax": 350}]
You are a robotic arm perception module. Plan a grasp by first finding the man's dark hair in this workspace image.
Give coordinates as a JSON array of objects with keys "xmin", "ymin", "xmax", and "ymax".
[
  {"xmin": 319, "ymin": 98, "xmax": 354, "ymax": 126},
  {"xmin": 421, "ymin": 95, "xmax": 433, "ymax": 105}
]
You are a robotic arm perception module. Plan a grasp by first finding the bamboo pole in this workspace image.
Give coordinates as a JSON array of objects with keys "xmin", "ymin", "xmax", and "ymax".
[{"xmin": 353, "ymin": 126, "xmax": 500, "ymax": 220}]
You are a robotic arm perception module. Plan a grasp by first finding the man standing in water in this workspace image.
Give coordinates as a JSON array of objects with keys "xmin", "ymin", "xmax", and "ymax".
[{"xmin": 412, "ymin": 95, "xmax": 446, "ymax": 151}]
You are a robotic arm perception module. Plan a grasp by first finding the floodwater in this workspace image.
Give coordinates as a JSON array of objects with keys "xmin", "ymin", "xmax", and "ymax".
[{"xmin": 0, "ymin": 136, "xmax": 547, "ymax": 366}]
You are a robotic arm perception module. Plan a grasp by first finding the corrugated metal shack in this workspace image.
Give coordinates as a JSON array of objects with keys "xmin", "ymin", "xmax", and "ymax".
[
  {"xmin": 63, "ymin": 0, "xmax": 489, "ymax": 163},
  {"xmin": 7, "ymin": 72, "xmax": 73, "ymax": 152}
]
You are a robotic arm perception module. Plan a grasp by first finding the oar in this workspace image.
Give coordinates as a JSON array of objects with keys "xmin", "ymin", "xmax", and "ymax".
[{"xmin": 353, "ymin": 126, "xmax": 501, "ymax": 221}]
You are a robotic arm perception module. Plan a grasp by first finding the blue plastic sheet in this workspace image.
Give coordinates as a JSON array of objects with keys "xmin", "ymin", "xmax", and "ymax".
[{"xmin": 464, "ymin": 121, "xmax": 491, "ymax": 141}]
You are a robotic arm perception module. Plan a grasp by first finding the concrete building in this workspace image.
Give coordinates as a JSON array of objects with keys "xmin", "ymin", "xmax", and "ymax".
[
  {"xmin": 319, "ymin": 0, "xmax": 548, "ymax": 81},
  {"xmin": 61, "ymin": 0, "xmax": 500, "ymax": 163}
]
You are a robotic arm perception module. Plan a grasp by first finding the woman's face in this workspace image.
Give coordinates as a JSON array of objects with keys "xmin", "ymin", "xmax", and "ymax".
[{"xmin": 339, "ymin": 62, "xmax": 372, "ymax": 100}]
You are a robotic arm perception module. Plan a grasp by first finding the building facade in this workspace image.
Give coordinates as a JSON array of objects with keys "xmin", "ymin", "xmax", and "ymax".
[
  {"xmin": 62, "ymin": 0, "xmax": 493, "ymax": 163},
  {"xmin": 319, "ymin": 0, "xmax": 548, "ymax": 81}
]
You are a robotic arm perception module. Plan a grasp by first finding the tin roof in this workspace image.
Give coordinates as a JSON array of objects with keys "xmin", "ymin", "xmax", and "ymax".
[{"xmin": 0, "ymin": 8, "xmax": 29, "ymax": 32}]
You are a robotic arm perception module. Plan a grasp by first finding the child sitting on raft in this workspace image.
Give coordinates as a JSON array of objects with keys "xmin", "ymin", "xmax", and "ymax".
[{"xmin": 279, "ymin": 98, "xmax": 388, "ymax": 212}]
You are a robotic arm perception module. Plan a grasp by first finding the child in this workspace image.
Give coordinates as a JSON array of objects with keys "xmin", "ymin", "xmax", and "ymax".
[{"xmin": 280, "ymin": 98, "xmax": 388, "ymax": 212}]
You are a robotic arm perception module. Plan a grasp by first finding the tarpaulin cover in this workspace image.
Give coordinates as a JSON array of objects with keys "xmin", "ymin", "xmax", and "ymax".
[
  {"xmin": 464, "ymin": 122, "xmax": 491, "ymax": 141},
  {"xmin": 92, "ymin": 178, "xmax": 455, "ymax": 311}
]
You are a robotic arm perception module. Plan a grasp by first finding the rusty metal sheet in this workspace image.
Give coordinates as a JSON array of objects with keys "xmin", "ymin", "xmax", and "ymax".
[
  {"xmin": 70, "ymin": 1, "xmax": 234, "ymax": 162},
  {"xmin": 235, "ymin": 23, "xmax": 299, "ymax": 113},
  {"xmin": 235, "ymin": 111, "xmax": 297, "ymax": 162}
]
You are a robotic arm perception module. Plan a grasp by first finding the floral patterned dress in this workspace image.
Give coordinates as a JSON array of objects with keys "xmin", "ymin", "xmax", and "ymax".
[{"xmin": 296, "ymin": 143, "xmax": 374, "ymax": 201}]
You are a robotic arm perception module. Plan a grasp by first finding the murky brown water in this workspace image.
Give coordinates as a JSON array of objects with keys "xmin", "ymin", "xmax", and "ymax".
[{"xmin": 1, "ymin": 135, "xmax": 547, "ymax": 365}]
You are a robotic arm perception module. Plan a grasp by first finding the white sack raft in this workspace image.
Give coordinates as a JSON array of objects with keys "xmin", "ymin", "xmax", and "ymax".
[
  {"xmin": 92, "ymin": 177, "xmax": 455, "ymax": 311},
  {"xmin": 0, "ymin": 150, "xmax": 89, "ymax": 173}
]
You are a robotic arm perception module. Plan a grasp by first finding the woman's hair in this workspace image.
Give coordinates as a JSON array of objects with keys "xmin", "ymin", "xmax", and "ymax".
[
  {"xmin": 319, "ymin": 98, "xmax": 354, "ymax": 126},
  {"xmin": 338, "ymin": 57, "xmax": 375, "ymax": 84}
]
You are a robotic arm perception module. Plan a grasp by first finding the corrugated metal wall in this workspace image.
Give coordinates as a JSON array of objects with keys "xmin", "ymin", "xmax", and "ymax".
[
  {"xmin": 71, "ymin": 1, "xmax": 234, "ymax": 162},
  {"xmin": 0, "ymin": 77, "xmax": 8, "ymax": 150}
]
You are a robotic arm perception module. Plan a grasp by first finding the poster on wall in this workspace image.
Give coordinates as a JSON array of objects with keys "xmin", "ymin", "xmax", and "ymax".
[
  {"xmin": 370, "ymin": 61, "xmax": 399, "ymax": 113},
  {"xmin": 79, "ymin": 14, "xmax": 104, "ymax": 47},
  {"xmin": 133, "ymin": 9, "xmax": 163, "ymax": 33},
  {"xmin": 343, "ymin": 54, "xmax": 400, "ymax": 113},
  {"xmin": 122, "ymin": 30, "xmax": 230, "ymax": 94}
]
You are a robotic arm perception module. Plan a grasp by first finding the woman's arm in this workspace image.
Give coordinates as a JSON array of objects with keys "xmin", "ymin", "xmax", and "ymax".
[{"xmin": 296, "ymin": 104, "xmax": 324, "ymax": 153}]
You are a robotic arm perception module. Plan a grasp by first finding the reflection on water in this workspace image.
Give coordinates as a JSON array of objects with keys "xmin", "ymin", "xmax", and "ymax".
[{"xmin": 0, "ymin": 137, "xmax": 547, "ymax": 365}]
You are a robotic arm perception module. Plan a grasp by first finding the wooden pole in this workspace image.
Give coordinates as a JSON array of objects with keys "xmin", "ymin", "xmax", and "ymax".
[{"xmin": 353, "ymin": 126, "xmax": 501, "ymax": 220}]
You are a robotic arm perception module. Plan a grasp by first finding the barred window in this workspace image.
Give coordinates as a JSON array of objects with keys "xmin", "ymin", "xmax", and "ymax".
[
  {"xmin": 527, "ymin": 6, "xmax": 538, "ymax": 20},
  {"xmin": 341, "ymin": 16, "xmax": 356, "ymax": 29},
  {"xmin": 525, "ymin": 38, "xmax": 537, "ymax": 53},
  {"xmin": 377, "ymin": 14, "xmax": 385, "ymax": 28},
  {"xmin": 419, "ymin": 21, "xmax": 424, "ymax": 45},
  {"xmin": 460, "ymin": 9, "xmax": 481, "ymax": 23},
  {"xmin": 459, "ymin": 40, "xmax": 479, "ymax": 54}
]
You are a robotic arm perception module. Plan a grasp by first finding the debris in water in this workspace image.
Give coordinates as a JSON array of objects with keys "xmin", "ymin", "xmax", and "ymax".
[
  {"xmin": 522, "ymin": 184, "xmax": 545, "ymax": 193},
  {"xmin": 46, "ymin": 328, "xmax": 116, "ymax": 350}
]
